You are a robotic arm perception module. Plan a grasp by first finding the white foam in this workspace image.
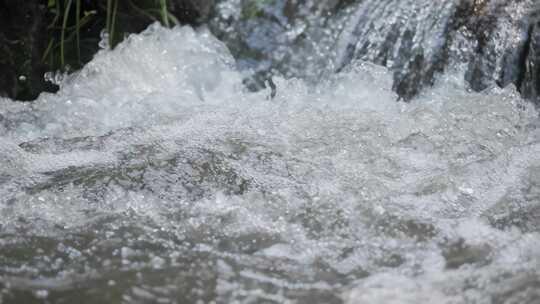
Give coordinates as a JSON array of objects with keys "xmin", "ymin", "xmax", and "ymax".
[{"xmin": 0, "ymin": 24, "xmax": 539, "ymax": 303}]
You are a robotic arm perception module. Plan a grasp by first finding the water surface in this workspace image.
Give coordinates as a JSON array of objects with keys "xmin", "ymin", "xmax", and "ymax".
[{"xmin": 1, "ymin": 25, "xmax": 540, "ymax": 303}]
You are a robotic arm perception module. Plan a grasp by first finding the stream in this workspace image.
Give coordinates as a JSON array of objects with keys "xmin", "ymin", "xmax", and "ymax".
[{"xmin": 1, "ymin": 1, "xmax": 540, "ymax": 303}]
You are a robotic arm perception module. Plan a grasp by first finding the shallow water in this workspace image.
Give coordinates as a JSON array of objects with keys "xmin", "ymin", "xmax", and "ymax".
[{"xmin": 1, "ymin": 25, "xmax": 540, "ymax": 303}]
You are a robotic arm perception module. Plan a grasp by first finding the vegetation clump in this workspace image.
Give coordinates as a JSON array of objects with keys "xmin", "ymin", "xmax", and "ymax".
[
  {"xmin": 0, "ymin": 0, "xmax": 213, "ymax": 100},
  {"xmin": 44, "ymin": 0, "xmax": 180, "ymax": 71}
]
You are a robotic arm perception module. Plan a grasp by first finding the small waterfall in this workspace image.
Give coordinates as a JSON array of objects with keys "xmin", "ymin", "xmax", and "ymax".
[
  {"xmin": 211, "ymin": 0, "xmax": 539, "ymax": 102},
  {"xmin": 338, "ymin": 0, "xmax": 538, "ymax": 101}
]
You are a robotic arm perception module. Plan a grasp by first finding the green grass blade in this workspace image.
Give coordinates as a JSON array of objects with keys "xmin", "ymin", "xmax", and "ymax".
[
  {"xmin": 106, "ymin": 0, "xmax": 112, "ymax": 31},
  {"xmin": 61, "ymin": 0, "xmax": 73, "ymax": 67},
  {"xmin": 47, "ymin": 0, "xmax": 61, "ymax": 30},
  {"xmin": 42, "ymin": 38, "xmax": 56, "ymax": 63},
  {"xmin": 78, "ymin": 11, "xmax": 97, "ymax": 29},
  {"xmin": 160, "ymin": 0, "xmax": 170, "ymax": 27},
  {"xmin": 76, "ymin": 0, "xmax": 81, "ymax": 64},
  {"xmin": 110, "ymin": 0, "xmax": 119, "ymax": 47},
  {"xmin": 106, "ymin": 0, "xmax": 112, "ymax": 47},
  {"xmin": 167, "ymin": 12, "xmax": 180, "ymax": 26}
]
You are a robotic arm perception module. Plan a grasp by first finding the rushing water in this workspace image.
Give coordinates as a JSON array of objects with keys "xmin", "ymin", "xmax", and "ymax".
[{"xmin": 1, "ymin": 17, "xmax": 540, "ymax": 304}]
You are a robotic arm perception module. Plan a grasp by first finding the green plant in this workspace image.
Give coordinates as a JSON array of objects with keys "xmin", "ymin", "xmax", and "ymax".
[
  {"xmin": 60, "ymin": 0, "xmax": 73, "ymax": 67},
  {"xmin": 43, "ymin": 0, "xmax": 98, "ymax": 69},
  {"xmin": 43, "ymin": 0, "xmax": 176, "ymax": 72},
  {"xmin": 160, "ymin": 0, "xmax": 170, "ymax": 27},
  {"xmin": 106, "ymin": 0, "xmax": 118, "ymax": 48}
]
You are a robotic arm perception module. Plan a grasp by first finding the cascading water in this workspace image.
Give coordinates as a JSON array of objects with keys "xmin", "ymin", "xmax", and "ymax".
[{"xmin": 1, "ymin": 2, "xmax": 540, "ymax": 304}]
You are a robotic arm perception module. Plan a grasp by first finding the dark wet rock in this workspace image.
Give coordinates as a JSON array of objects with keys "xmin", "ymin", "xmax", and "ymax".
[
  {"xmin": 520, "ymin": 20, "xmax": 540, "ymax": 102},
  {"xmin": 339, "ymin": 0, "xmax": 540, "ymax": 102}
]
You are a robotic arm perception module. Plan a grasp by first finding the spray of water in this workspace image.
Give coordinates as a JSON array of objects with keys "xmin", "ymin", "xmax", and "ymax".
[{"xmin": 0, "ymin": 24, "xmax": 539, "ymax": 303}]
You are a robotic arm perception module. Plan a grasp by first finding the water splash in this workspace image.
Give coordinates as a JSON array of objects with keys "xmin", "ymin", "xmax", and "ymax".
[{"xmin": 0, "ymin": 24, "xmax": 540, "ymax": 303}]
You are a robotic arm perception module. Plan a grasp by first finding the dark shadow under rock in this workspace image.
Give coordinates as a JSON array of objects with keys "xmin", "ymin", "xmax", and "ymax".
[{"xmin": 0, "ymin": 1, "xmax": 54, "ymax": 101}]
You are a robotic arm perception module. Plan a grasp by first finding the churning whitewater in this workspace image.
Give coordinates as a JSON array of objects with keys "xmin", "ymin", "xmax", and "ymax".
[{"xmin": 1, "ymin": 25, "xmax": 540, "ymax": 303}]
